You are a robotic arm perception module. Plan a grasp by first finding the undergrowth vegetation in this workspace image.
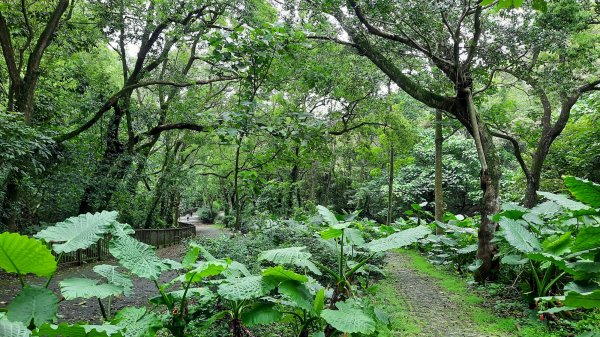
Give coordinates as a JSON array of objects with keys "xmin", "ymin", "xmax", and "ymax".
[{"xmin": 0, "ymin": 206, "xmax": 433, "ymax": 336}]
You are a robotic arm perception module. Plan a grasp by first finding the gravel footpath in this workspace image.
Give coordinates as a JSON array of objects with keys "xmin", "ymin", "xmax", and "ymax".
[{"xmin": 385, "ymin": 252, "xmax": 508, "ymax": 337}]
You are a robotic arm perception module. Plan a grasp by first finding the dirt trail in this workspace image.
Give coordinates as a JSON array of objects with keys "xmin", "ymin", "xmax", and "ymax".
[
  {"xmin": 385, "ymin": 252, "xmax": 506, "ymax": 337},
  {"xmin": 179, "ymin": 213, "xmax": 230, "ymax": 238}
]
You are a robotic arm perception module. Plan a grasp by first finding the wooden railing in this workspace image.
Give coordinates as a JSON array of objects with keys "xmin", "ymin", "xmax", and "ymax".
[
  {"xmin": 58, "ymin": 223, "xmax": 196, "ymax": 266},
  {"xmin": 133, "ymin": 223, "xmax": 196, "ymax": 249}
]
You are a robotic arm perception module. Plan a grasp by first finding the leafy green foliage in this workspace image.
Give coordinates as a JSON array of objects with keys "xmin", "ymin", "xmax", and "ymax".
[
  {"xmin": 109, "ymin": 235, "xmax": 169, "ymax": 280},
  {"xmin": 564, "ymin": 176, "xmax": 600, "ymax": 208},
  {"xmin": 35, "ymin": 211, "xmax": 116, "ymax": 253},
  {"xmin": 7, "ymin": 287, "xmax": 58, "ymax": 327},
  {"xmin": 258, "ymin": 246, "xmax": 321, "ymax": 275},
  {"xmin": 0, "ymin": 233, "xmax": 56, "ymax": 277},
  {"xmin": 93, "ymin": 265, "xmax": 133, "ymax": 297},
  {"xmin": 321, "ymin": 299, "xmax": 376, "ymax": 334},
  {"xmin": 241, "ymin": 303, "xmax": 282, "ymax": 327},
  {"xmin": 366, "ymin": 225, "xmax": 431, "ymax": 253},
  {"xmin": 0, "ymin": 319, "xmax": 31, "ymax": 337},
  {"xmin": 498, "ymin": 218, "xmax": 541, "ymax": 253},
  {"xmin": 495, "ymin": 176, "xmax": 600, "ymax": 311},
  {"xmin": 112, "ymin": 307, "xmax": 162, "ymax": 337},
  {"xmin": 59, "ymin": 278, "xmax": 124, "ymax": 300},
  {"xmin": 34, "ymin": 323, "xmax": 122, "ymax": 337},
  {"xmin": 217, "ymin": 276, "xmax": 275, "ymax": 301}
]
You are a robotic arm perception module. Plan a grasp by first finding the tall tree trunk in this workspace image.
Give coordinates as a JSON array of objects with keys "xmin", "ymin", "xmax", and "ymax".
[
  {"xmin": 79, "ymin": 106, "xmax": 125, "ymax": 213},
  {"xmin": 523, "ymin": 135, "xmax": 553, "ymax": 208},
  {"xmin": 288, "ymin": 146, "xmax": 300, "ymax": 215},
  {"xmin": 434, "ymin": 109, "xmax": 444, "ymax": 233},
  {"xmin": 474, "ymin": 124, "xmax": 501, "ymax": 282},
  {"xmin": 387, "ymin": 145, "xmax": 394, "ymax": 226}
]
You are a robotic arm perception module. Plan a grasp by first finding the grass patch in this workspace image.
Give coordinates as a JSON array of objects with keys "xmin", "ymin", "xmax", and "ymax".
[{"xmin": 367, "ymin": 278, "xmax": 420, "ymax": 336}]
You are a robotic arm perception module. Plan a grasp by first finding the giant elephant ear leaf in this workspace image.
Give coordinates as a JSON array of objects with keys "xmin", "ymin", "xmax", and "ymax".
[
  {"xmin": 0, "ymin": 232, "xmax": 56, "ymax": 277},
  {"xmin": 317, "ymin": 205, "xmax": 339, "ymax": 226},
  {"xmin": 537, "ymin": 192, "xmax": 590, "ymax": 211},
  {"xmin": 34, "ymin": 323, "xmax": 122, "ymax": 337},
  {"xmin": 320, "ymin": 299, "xmax": 376, "ymax": 334},
  {"xmin": 7, "ymin": 286, "xmax": 58, "ymax": 327},
  {"xmin": 112, "ymin": 307, "xmax": 162, "ymax": 337},
  {"xmin": 564, "ymin": 176, "xmax": 600, "ymax": 208},
  {"xmin": 571, "ymin": 226, "xmax": 600, "ymax": 253},
  {"xmin": 499, "ymin": 218, "xmax": 541, "ymax": 253},
  {"xmin": 365, "ymin": 225, "xmax": 431, "ymax": 253},
  {"xmin": 35, "ymin": 211, "xmax": 116, "ymax": 253},
  {"xmin": 241, "ymin": 302, "xmax": 282, "ymax": 327},
  {"xmin": 59, "ymin": 278, "xmax": 124, "ymax": 300},
  {"xmin": 109, "ymin": 235, "xmax": 168, "ymax": 280},
  {"xmin": 565, "ymin": 290, "xmax": 600, "ymax": 309},
  {"xmin": 0, "ymin": 319, "xmax": 30, "ymax": 337},
  {"xmin": 217, "ymin": 276, "xmax": 275, "ymax": 301},
  {"xmin": 93, "ymin": 265, "xmax": 133, "ymax": 296},
  {"xmin": 258, "ymin": 247, "xmax": 321, "ymax": 275}
]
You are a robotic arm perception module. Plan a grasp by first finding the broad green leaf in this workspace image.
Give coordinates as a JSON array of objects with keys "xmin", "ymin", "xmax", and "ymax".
[
  {"xmin": 565, "ymin": 290, "xmax": 600, "ymax": 309},
  {"xmin": 366, "ymin": 225, "xmax": 431, "ymax": 253},
  {"xmin": 317, "ymin": 205, "xmax": 338, "ymax": 226},
  {"xmin": 320, "ymin": 227, "xmax": 342, "ymax": 240},
  {"xmin": 112, "ymin": 307, "xmax": 162, "ymax": 337},
  {"xmin": 258, "ymin": 247, "xmax": 321, "ymax": 275},
  {"xmin": 564, "ymin": 176, "xmax": 600, "ymax": 208},
  {"xmin": 186, "ymin": 261, "xmax": 229, "ymax": 283},
  {"xmin": 217, "ymin": 276, "xmax": 275, "ymax": 301},
  {"xmin": 182, "ymin": 245, "xmax": 201, "ymax": 269},
  {"xmin": 542, "ymin": 232, "xmax": 572, "ymax": 256},
  {"xmin": 162, "ymin": 259, "xmax": 182, "ymax": 270},
  {"xmin": 564, "ymin": 281, "xmax": 600, "ymax": 294},
  {"xmin": 345, "ymin": 228, "xmax": 365, "ymax": 246},
  {"xmin": 491, "ymin": 209, "xmax": 527, "ymax": 222},
  {"xmin": 241, "ymin": 302, "xmax": 282, "ymax": 327},
  {"xmin": 499, "ymin": 218, "xmax": 540, "ymax": 253},
  {"xmin": 527, "ymin": 253, "xmax": 567, "ymax": 270},
  {"xmin": 108, "ymin": 222, "xmax": 135, "ymax": 237},
  {"xmin": 0, "ymin": 232, "xmax": 56, "ymax": 277},
  {"xmin": 538, "ymin": 306, "xmax": 577, "ymax": 314},
  {"xmin": 34, "ymin": 323, "xmax": 123, "ymax": 337},
  {"xmin": 0, "ymin": 319, "xmax": 31, "ymax": 337},
  {"xmin": 93, "ymin": 265, "xmax": 133, "ymax": 296},
  {"xmin": 278, "ymin": 280, "xmax": 312, "ymax": 310},
  {"xmin": 262, "ymin": 266, "xmax": 308, "ymax": 283},
  {"xmin": 59, "ymin": 278, "xmax": 123, "ymax": 300},
  {"xmin": 457, "ymin": 244, "xmax": 478, "ymax": 254},
  {"xmin": 35, "ymin": 211, "xmax": 116, "ymax": 253},
  {"xmin": 531, "ymin": 201, "xmax": 560, "ymax": 216},
  {"xmin": 313, "ymin": 288, "xmax": 325, "ymax": 315},
  {"xmin": 321, "ymin": 299, "xmax": 376, "ymax": 334},
  {"xmin": 7, "ymin": 286, "xmax": 58, "ymax": 327},
  {"xmin": 109, "ymin": 235, "xmax": 168, "ymax": 280},
  {"xmin": 538, "ymin": 192, "xmax": 589, "ymax": 211},
  {"xmin": 571, "ymin": 226, "xmax": 600, "ymax": 253},
  {"xmin": 501, "ymin": 254, "xmax": 528, "ymax": 265}
]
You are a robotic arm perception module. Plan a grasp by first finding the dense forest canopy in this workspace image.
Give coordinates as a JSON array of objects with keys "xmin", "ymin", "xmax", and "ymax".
[{"xmin": 0, "ymin": 0, "xmax": 599, "ymax": 336}]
